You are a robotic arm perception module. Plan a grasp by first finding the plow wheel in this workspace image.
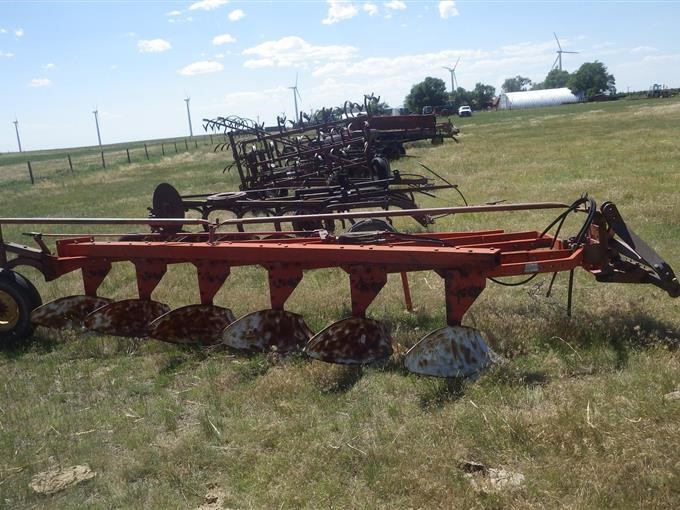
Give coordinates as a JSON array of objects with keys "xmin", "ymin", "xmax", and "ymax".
[
  {"xmin": 304, "ymin": 317, "xmax": 393, "ymax": 365},
  {"xmin": 403, "ymin": 326, "xmax": 495, "ymax": 378},
  {"xmin": 149, "ymin": 304, "xmax": 236, "ymax": 345},
  {"xmin": 222, "ymin": 310, "xmax": 313, "ymax": 353},
  {"xmin": 151, "ymin": 183, "xmax": 185, "ymax": 234},
  {"xmin": 0, "ymin": 269, "xmax": 42, "ymax": 343}
]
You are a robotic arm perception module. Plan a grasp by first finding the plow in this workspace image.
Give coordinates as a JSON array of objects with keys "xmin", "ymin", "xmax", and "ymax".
[
  {"xmin": 1, "ymin": 196, "xmax": 677, "ymax": 378},
  {"xmin": 151, "ymin": 98, "xmax": 461, "ymax": 233}
]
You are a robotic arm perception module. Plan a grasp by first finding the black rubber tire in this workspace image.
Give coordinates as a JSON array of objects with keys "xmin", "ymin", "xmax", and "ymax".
[
  {"xmin": 348, "ymin": 218, "xmax": 398, "ymax": 233},
  {"xmin": 0, "ymin": 269, "xmax": 41, "ymax": 344}
]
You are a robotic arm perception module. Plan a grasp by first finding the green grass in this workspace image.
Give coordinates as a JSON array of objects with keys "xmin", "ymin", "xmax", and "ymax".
[{"xmin": 1, "ymin": 98, "xmax": 679, "ymax": 508}]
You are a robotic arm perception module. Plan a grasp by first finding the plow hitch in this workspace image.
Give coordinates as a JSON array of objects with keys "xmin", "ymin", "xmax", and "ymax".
[{"xmin": 0, "ymin": 197, "xmax": 677, "ymax": 379}]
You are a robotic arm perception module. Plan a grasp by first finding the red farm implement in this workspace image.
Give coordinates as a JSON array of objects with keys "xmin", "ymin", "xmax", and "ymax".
[{"xmin": 0, "ymin": 197, "xmax": 677, "ymax": 378}]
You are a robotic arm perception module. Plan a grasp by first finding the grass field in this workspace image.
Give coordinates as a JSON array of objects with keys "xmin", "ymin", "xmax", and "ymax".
[{"xmin": 1, "ymin": 97, "xmax": 679, "ymax": 509}]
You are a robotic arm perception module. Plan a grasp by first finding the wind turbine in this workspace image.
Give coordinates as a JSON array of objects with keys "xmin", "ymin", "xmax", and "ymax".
[
  {"xmin": 288, "ymin": 73, "xmax": 302, "ymax": 124},
  {"xmin": 442, "ymin": 57, "xmax": 461, "ymax": 93},
  {"xmin": 184, "ymin": 96, "xmax": 193, "ymax": 137},
  {"xmin": 553, "ymin": 33, "xmax": 579, "ymax": 71}
]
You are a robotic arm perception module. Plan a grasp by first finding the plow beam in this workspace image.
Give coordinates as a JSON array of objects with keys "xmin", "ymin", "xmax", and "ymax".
[
  {"xmin": 305, "ymin": 317, "xmax": 392, "ymax": 365},
  {"xmin": 149, "ymin": 304, "xmax": 235, "ymax": 345},
  {"xmin": 30, "ymin": 295, "xmax": 112, "ymax": 329},
  {"xmin": 83, "ymin": 299, "xmax": 170, "ymax": 337},
  {"xmin": 404, "ymin": 326, "xmax": 495, "ymax": 378},
  {"xmin": 221, "ymin": 309, "xmax": 313, "ymax": 352}
]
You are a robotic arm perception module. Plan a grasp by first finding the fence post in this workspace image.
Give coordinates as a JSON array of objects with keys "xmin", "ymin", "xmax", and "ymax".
[
  {"xmin": 210, "ymin": 134, "xmax": 213, "ymax": 145},
  {"xmin": 174, "ymin": 142, "xmax": 178, "ymax": 153},
  {"xmin": 161, "ymin": 143, "xmax": 165, "ymax": 156},
  {"xmin": 184, "ymin": 139, "xmax": 189, "ymax": 151},
  {"xmin": 126, "ymin": 148, "xmax": 131, "ymax": 164},
  {"xmin": 144, "ymin": 143, "xmax": 149, "ymax": 160},
  {"xmin": 67, "ymin": 154, "xmax": 74, "ymax": 173},
  {"xmin": 27, "ymin": 161, "xmax": 35, "ymax": 184},
  {"xmin": 194, "ymin": 139, "xmax": 198, "ymax": 149},
  {"xmin": 100, "ymin": 151, "xmax": 106, "ymax": 169}
]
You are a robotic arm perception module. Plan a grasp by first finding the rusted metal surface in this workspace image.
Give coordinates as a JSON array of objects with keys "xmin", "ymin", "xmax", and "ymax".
[
  {"xmin": 404, "ymin": 325, "xmax": 494, "ymax": 378},
  {"xmin": 149, "ymin": 304, "xmax": 235, "ymax": 345},
  {"xmin": 83, "ymin": 299, "xmax": 170, "ymax": 337},
  {"xmin": 221, "ymin": 309, "xmax": 312, "ymax": 352},
  {"xmin": 305, "ymin": 317, "xmax": 392, "ymax": 364},
  {"xmin": 30, "ymin": 295, "xmax": 112, "ymax": 329}
]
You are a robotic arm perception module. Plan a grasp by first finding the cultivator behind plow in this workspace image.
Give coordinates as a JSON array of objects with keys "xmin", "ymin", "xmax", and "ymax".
[{"xmin": 1, "ymin": 198, "xmax": 677, "ymax": 377}]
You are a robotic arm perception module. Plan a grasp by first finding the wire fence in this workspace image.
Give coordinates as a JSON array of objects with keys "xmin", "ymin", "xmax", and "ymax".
[{"xmin": 0, "ymin": 134, "xmax": 226, "ymax": 186}]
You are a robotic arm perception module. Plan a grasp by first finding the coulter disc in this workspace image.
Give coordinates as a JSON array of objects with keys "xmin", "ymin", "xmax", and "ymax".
[
  {"xmin": 83, "ymin": 299, "xmax": 170, "ymax": 338},
  {"xmin": 403, "ymin": 325, "xmax": 494, "ymax": 378},
  {"xmin": 304, "ymin": 317, "xmax": 392, "ymax": 365},
  {"xmin": 149, "ymin": 304, "xmax": 236, "ymax": 345},
  {"xmin": 221, "ymin": 309, "xmax": 313, "ymax": 353},
  {"xmin": 30, "ymin": 295, "xmax": 113, "ymax": 329}
]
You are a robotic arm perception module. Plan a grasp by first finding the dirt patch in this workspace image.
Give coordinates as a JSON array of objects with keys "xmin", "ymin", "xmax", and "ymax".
[
  {"xmin": 196, "ymin": 486, "xmax": 229, "ymax": 510},
  {"xmin": 29, "ymin": 465, "xmax": 96, "ymax": 495},
  {"xmin": 461, "ymin": 461, "xmax": 525, "ymax": 493}
]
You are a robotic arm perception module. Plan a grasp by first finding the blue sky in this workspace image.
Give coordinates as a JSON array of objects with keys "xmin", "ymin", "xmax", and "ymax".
[{"xmin": 1, "ymin": 0, "xmax": 679, "ymax": 151}]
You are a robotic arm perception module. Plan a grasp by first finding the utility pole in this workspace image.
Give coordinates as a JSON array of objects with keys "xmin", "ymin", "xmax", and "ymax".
[
  {"xmin": 92, "ymin": 109, "xmax": 102, "ymax": 148},
  {"xmin": 13, "ymin": 118, "xmax": 22, "ymax": 152},
  {"xmin": 184, "ymin": 97, "xmax": 193, "ymax": 137}
]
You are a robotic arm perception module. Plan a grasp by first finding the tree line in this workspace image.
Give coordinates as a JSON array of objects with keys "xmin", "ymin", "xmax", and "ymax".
[{"xmin": 404, "ymin": 61, "xmax": 616, "ymax": 113}]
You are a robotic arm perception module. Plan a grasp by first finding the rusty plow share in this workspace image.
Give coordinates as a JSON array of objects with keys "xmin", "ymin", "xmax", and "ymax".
[{"xmin": 1, "ymin": 198, "xmax": 677, "ymax": 379}]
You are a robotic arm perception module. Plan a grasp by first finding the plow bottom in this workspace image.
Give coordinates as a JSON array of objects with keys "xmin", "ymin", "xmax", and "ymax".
[
  {"xmin": 149, "ymin": 304, "xmax": 235, "ymax": 345},
  {"xmin": 404, "ymin": 326, "xmax": 494, "ymax": 378},
  {"xmin": 221, "ymin": 309, "xmax": 313, "ymax": 352}
]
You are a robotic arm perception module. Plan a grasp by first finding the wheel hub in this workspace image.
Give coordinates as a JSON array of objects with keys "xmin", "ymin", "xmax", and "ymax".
[{"xmin": 0, "ymin": 289, "xmax": 20, "ymax": 331}]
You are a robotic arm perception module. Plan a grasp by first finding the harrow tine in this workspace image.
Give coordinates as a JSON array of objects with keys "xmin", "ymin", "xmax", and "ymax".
[
  {"xmin": 221, "ymin": 309, "xmax": 313, "ymax": 353},
  {"xmin": 83, "ymin": 299, "xmax": 170, "ymax": 338},
  {"xmin": 30, "ymin": 295, "xmax": 113, "ymax": 329},
  {"xmin": 403, "ymin": 326, "xmax": 495, "ymax": 379},
  {"xmin": 304, "ymin": 317, "xmax": 392, "ymax": 365},
  {"xmin": 149, "ymin": 304, "xmax": 235, "ymax": 345}
]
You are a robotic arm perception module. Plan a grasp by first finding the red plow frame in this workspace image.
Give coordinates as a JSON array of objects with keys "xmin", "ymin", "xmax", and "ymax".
[{"xmin": 1, "ymin": 198, "xmax": 677, "ymax": 378}]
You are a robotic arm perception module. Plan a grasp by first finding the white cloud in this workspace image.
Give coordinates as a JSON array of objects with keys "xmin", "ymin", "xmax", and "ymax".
[
  {"xmin": 110, "ymin": 64, "xmax": 119, "ymax": 70},
  {"xmin": 15, "ymin": 28, "xmax": 24, "ymax": 37},
  {"xmin": 168, "ymin": 16, "xmax": 193, "ymax": 23},
  {"xmin": 363, "ymin": 3, "xmax": 378, "ymax": 15},
  {"xmin": 179, "ymin": 60, "xmax": 224, "ymax": 76},
  {"xmin": 385, "ymin": 1, "xmax": 406, "ymax": 10},
  {"xmin": 0, "ymin": 50, "xmax": 14, "ymax": 58},
  {"xmin": 242, "ymin": 36, "xmax": 357, "ymax": 68},
  {"xmin": 166, "ymin": 10, "xmax": 182, "ymax": 16},
  {"xmin": 43, "ymin": 62, "xmax": 56, "ymax": 70},
  {"xmin": 438, "ymin": 1, "xmax": 458, "ymax": 19},
  {"xmin": 630, "ymin": 46, "xmax": 657, "ymax": 54},
  {"xmin": 228, "ymin": 9, "xmax": 245, "ymax": 21},
  {"xmin": 322, "ymin": 0, "xmax": 358, "ymax": 25},
  {"xmin": 189, "ymin": 0, "xmax": 228, "ymax": 11},
  {"xmin": 213, "ymin": 33, "xmax": 236, "ymax": 45},
  {"xmin": 0, "ymin": 28, "xmax": 7, "ymax": 34},
  {"xmin": 29, "ymin": 78, "xmax": 51, "ymax": 87},
  {"xmin": 137, "ymin": 38, "xmax": 172, "ymax": 53}
]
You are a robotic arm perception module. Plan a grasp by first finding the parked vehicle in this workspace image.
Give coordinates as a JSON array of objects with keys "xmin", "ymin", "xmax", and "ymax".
[{"xmin": 458, "ymin": 105, "xmax": 472, "ymax": 117}]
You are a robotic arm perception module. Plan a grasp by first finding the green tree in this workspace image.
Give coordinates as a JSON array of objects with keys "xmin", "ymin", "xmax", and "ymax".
[
  {"xmin": 567, "ymin": 61, "xmax": 615, "ymax": 98},
  {"xmin": 544, "ymin": 68, "xmax": 571, "ymax": 89},
  {"xmin": 404, "ymin": 77, "xmax": 448, "ymax": 113},
  {"xmin": 501, "ymin": 75, "xmax": 532, "ymax": 93},
  {"xmin": 471, "ymin": 82, "xmax": 496, "ymax": 109}
]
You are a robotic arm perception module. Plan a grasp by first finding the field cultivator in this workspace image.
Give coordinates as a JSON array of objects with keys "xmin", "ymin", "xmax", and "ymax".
[{"xmin": 1, "ymin": 198, "xmax": 677, "ymax": 378}]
